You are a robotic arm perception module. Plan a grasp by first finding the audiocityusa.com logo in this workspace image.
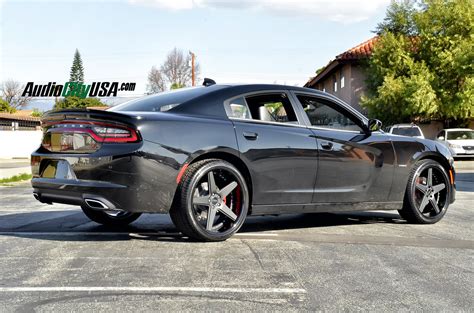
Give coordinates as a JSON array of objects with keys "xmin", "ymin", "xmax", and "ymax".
[{"xmin": 22, "ymin": 82, "xmax": 136, "ymax": 98}]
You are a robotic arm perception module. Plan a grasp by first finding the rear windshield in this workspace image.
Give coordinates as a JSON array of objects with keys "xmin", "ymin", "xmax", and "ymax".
[
  {"xmin": 447, "ymin": 131, "xmax": 474, "ymax": 140},
  {"xmin": 109, "ymin": 86, "xmax": 222, "ymax": 112},
  {"xmin": 392, "ymin": 127, "xmax": 421, "ymax": 137}
]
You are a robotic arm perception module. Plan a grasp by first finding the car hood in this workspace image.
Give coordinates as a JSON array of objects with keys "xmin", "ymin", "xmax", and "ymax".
[{"xmin": 446, "ymin": 139, "xmax": 474, "ymax": 145}]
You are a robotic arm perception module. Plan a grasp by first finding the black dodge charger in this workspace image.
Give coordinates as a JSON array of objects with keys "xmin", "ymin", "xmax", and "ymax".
[{"xmin": 31, "ymin": 83, "xmax": 456, "ymax": 241}]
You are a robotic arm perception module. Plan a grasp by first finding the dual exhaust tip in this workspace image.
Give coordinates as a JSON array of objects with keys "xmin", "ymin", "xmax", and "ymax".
[
  {"xmin": 84, "ymin": 198, "xmax": 125, "ymax": 214},
  {"xmin": 84, "ymin": 198, "xmax": 109, "ymax": 210}
]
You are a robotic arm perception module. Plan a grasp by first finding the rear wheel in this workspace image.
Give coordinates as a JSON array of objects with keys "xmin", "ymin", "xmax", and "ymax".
[
  {"xmin": 81, "ymin": 205, "xmax": 142, "ymax": 227},
  {"xmin": 170, "ymin": 159, "xmax": 249, "ymax": 242},
  {"xmin": 398, "ymin": 159, "xmax": 450, "ymax": 224}
]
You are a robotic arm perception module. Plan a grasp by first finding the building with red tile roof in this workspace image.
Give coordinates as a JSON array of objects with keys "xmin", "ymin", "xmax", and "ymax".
[
  {"xmin": 304, "ymin": 36, "xmax": 379, "ymax": 112},
  {"xmin": 0, "ymin": 110, "xmax": 41, "ymax": 130}
]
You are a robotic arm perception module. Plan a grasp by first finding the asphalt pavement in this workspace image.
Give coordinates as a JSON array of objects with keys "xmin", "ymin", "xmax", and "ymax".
[{"xmin": 0, "ymin": 167, "xmax": 472, "ymax": 311}]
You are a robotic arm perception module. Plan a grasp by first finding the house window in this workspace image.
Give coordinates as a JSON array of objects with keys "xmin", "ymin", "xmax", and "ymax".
[
  {"xmin": 333, "ymin": 76, "xmax": 337, "ymax": 92},
  {"xmin": 339, "ymin": 68, "xmax": 345, "ymax": 89}
]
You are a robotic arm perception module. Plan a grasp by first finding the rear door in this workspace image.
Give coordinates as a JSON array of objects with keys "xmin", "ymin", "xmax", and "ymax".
[
  {"xmin": 292, "ymin": 92, "xmax": 395, "ymax": 203},
  {"xmin": 225, "ymin": 91, "xmax": 318, "ymax": 205}
]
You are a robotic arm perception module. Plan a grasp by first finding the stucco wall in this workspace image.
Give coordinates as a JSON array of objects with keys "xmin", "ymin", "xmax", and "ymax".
[
  {"xmin": 0, "ymin": 130, "xmax": 42, "ymax": 158},
  {"xmin": 349, "ymin": 65, "xmax": 367, "ymax": 113},
  {"xmin": 418, "ymin": 121, "xmax": 444, "ymax": 140},
  {"xmin": 311, "ymin": 64, "xmax": 367, "ymax": 114}
]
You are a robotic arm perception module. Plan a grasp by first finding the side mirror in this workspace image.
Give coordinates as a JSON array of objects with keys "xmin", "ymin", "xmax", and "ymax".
[
  {"xmin": 438, "ymin": 136, "xmax": 445, "ymax": 141},
  {"xmin": 368, "ymin": 119, "xmax": 382, "ymax": 132}
]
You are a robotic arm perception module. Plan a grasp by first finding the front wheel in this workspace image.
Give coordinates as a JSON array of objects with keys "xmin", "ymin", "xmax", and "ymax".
[
  {"xmin": 170, "ymin": 159, "xmax": 250, "ymax": 242},
  {"xmin": 81, "ymin": 205, "xmax": 142, "ymax": 227},
  {"xmin": 398, "ymin": 159, "xmax": 451, "ymax": 224}
]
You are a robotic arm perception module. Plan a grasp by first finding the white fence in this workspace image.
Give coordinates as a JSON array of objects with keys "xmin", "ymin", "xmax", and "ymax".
[{"xmin": 0, "ymin": 130, "xmax": 43, "ymax": 159}]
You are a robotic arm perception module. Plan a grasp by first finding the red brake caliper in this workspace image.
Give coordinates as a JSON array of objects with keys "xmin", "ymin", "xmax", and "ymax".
[{"xmin": 223, "ymin": 185, "xmax": 241, "ymax": 215}]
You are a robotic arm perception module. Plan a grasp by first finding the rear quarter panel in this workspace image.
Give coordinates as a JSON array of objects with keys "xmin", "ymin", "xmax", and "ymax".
[{"xmin": 133, "ymin": 113, "xmax": 239, "ymax": 211}]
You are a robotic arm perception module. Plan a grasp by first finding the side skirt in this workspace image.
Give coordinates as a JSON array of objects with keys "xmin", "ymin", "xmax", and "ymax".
[{"xmin": 250, "ymin": 201, "xmax": 403, "ymax": 216}]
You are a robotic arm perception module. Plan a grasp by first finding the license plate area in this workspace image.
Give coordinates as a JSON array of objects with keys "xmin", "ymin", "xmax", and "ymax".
[{"xmin": 41, "ymin": 160, "xmax": 77, "ymax": 179}]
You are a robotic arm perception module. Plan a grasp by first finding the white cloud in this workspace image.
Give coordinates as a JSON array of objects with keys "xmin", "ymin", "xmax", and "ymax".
[{"xmin": 128, "ymin": 0, "xmax": 389, "ymax": 23}]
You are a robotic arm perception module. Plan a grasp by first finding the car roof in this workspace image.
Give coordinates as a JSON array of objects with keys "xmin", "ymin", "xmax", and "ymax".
[{"xmin": 171, "ymin": 83, "xmax": 343, "ymax": 118}]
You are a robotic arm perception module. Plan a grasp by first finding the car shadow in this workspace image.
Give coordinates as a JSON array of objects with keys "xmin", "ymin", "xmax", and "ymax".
[{"xmin": 0, "ymin": 209, "xmax": 404, "ymax": 242}]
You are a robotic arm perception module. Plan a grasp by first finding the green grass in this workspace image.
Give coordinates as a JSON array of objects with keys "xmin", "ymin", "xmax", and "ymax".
[{"xmin": 0, "ymin": 173, "xmax": 32, "ymax": 185}]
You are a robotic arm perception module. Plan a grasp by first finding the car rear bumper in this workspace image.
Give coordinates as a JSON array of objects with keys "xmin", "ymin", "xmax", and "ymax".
[
  {"xmin": 32, "ymin": 177, "xmax": 129, "ymax": 210},
  {"xmin": 30, "ymin": 142, "xmax": 180, "ymax": 213}
]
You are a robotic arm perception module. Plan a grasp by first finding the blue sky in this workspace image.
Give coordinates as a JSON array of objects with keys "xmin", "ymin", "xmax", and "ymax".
[{"xmin": 1, "ymin": 0, "xmax": 389, "ymax": 96}]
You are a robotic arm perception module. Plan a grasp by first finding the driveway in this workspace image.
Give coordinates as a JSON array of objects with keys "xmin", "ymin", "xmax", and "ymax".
[{"xmin": 0, "ymin": 170, "xmax": 472, "ymax": 311}]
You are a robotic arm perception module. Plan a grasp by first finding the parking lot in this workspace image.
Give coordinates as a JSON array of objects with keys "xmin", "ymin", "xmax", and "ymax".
[{"xmin": 0, "ymin": 166, "xmax": 472, "ymax": 311}]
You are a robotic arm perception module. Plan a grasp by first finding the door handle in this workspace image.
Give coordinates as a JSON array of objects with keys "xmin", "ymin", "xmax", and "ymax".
[
  {"xmin": 320, "ymin": 141, "xmax": 333, "ymax": 150},
  {"xmin": 243, "ymin": 132, "xmax": 258, "ymax": 140}
]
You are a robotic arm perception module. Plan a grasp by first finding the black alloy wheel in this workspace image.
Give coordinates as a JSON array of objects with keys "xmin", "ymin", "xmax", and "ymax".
[
  {"xmin": 398, "ymin": 159, "xmax": 450, "ymax": 224},
  {"xmin": 170, "ymin": 159, "xmax": 249, "ymax": 241}
]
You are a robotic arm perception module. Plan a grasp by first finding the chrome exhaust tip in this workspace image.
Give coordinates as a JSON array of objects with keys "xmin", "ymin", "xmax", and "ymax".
[{"xmin": 84, "ymin": 198, "xmax": 109, "ymax": 210}]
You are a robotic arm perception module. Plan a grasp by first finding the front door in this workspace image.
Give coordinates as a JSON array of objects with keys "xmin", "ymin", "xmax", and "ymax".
[{"xmin": 293, "ymin": 93, "xmax": 395, "ymax": 203}]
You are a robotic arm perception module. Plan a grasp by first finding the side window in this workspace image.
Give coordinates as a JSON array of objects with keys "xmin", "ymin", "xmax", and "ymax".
[
  {"xmin": 244, "ymin": 93, "xmax": 297, "ymax": 124},
  {"xmin": 297, "ymin": 95, "xmax": 363, "ymax": 132},
  {"xmin": 224, "ymin": 97, "xmax": 251, "ymax": 119}
]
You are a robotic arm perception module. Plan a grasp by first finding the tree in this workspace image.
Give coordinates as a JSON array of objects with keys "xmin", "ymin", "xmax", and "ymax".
[
  {"xmin": 0, "ymin": 98, "xmax": 16, "ymax": 113},
  {"xmin": 69, "ymin": 49, "xmax": 84, "ymax": 82},
  {"xmin": 54, "ymin": 97, "xmax": 106, "ymax": 110},
  {"xmin": 362, "ymin": 0, "xmax": 474, "ymax": 126},
  {"xmin": 1, "ymin": 80, "xmax": 31, "ymax": 109},
  {"xmin": 170, "ymin": 82, "xmax": 185, "ymax": 90},
  {"xmin": 374, "ymin": 0, "xmax": 419, "ymax": 35},
  {"xmin": 160, "ymin": 48, "xmax": 200, "ymax": 89},
  {"xmin": 31, "ymin": 109, "xmax": 43, "ymax": 117},
  {"xmin": 147, "ymin": 66, "xmax": 166, "ymax": 94},
  {"xmin": 146, "ymin": 48, "xmax": 201, "ymax": 93}
]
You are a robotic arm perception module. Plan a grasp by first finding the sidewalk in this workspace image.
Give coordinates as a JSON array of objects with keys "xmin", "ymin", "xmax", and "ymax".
[
  {"xmin": 454, "ymin": 160, "xmax": 474, "ymax": 171},
  {"xmin": 0, "ymin": 158, "xmax": 31, "ymax": 179}
]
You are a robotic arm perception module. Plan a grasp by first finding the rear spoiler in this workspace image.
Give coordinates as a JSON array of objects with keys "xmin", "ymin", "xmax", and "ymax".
[{"xmin": 41, "ymin": 108, "xmax": 136, "ymax": 126}]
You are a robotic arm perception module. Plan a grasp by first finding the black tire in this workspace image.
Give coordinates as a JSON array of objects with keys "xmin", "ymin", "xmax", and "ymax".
[
  {"xmin": 398, "ymin": 159, "xmax": 451, "ymax": 224},
  {"xmin": 81, "ymin": 205, "xmax": 142, "ymax": 227},
  {"xmin": 170, "ymin": 159, "xmax": 249, "ymax": 242}
]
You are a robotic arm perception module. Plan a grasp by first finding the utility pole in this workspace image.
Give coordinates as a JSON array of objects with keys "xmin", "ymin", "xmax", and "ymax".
[{"xmin": 189, "ymin": 51, "xmax": 196, "ymax": 86}]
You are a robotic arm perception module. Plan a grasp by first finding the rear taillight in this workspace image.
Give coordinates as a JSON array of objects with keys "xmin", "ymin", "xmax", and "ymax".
[
  {"xmin": 90, "ymin": 126, "xmax": 138, "ymax": 142},
  {"xmin": 41, "ymin": 120, "xmax": 140, "ymax": 152}
]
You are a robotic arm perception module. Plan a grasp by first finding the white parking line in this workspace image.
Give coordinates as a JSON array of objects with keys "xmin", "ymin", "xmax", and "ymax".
[
  {"xmin": 0, "ymin": 286, "xmax": 306, "ymax": 294},
  {"xmin": 235, "ymin": 233, "xmax": 278, "ymax": 237}
]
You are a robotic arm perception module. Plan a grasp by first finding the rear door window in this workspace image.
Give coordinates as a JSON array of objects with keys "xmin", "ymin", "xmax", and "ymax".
[
  {"xmin": 225, "ymin": 92, "xmax": 299, "ymax": 125},
  {"xmin": 224, "ymin": 97, "xmax": 251, "ymax": 119}
]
